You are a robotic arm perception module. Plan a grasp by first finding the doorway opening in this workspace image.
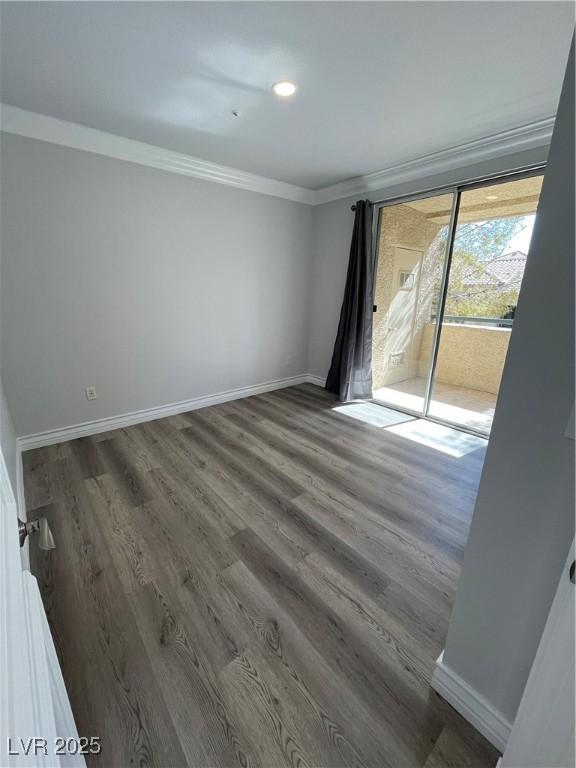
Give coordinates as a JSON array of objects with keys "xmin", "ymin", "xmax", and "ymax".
[{"xmin": 372, "ymin": 171, "xmax": 544, "ymax": 435}]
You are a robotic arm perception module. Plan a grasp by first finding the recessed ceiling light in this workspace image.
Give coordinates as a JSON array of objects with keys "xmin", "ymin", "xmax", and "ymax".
[
  {"xmin": 272, "ymin": 80, "xmax": 297, "ymax": 97},
  {"xmin": 486, "ymin": 194, "xmax": 499, "ymax": 200}
]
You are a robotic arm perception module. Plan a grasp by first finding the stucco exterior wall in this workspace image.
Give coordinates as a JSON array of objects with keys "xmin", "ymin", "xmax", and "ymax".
[
  {"xmin": 373, "ymin": 203, "xmax": 445, "ymax": 388},
  {"xmin": 418, "ymin": 322, "xmax": 511, "ymax": 394}
]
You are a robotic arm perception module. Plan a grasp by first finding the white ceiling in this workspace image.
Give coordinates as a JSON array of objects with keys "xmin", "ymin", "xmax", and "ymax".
[{"xmin": 0, "ymin": 2, "xmax": 573, "ymax": 190}]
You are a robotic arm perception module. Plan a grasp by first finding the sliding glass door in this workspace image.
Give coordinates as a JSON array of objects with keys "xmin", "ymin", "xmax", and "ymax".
[
  {"xmin": 372, "ymin": 192, "xmax": 454, "ymax": 415},
  {"xmin": 372, "ymin": 170, "xmax": 544, "ymax": 435}
]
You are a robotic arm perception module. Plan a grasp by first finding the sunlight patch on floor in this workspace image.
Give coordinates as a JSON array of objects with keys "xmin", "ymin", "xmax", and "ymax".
[
  {"xmin": 373, "ymin": 378, "xmax": 495, "ymax": 434},
  {"xmin": 332, "ymin": 402, "xmax": 414, "ymax": 428},
  {"xmin": 385, "ymin": 419, "xmax": 487, "ymax": 457}
]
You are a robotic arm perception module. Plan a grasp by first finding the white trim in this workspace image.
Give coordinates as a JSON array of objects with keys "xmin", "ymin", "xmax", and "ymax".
[
  {"xmin": 500, "ymin": 541, "xmax": 575, "ymax": 768},
  {"xmin": 36, "ymin": 578, "xmax": 85, "ymax": 767},
  {"xmin": 1, "ymin": 443, "xmax": 74, "ymax": 766},
  {"xmin": 1, "ymin": 104, "xmax": 553, "ymax": 206},
  {"xmin": 432, "ymin": 651, "xmax": 512, "ymax": 753},
  {"xmin": 16, "ymin": 446, "xmax": 30, "ymax": 570},
  {"xmin": 314, "ymin": 118, "xmax": 554, "ymax": 204},
  {"xmin": 0, "ymin": 104, "xmax": 315, "ymax": 205},
  {"xmin": 0, "ymin": 439, "xmax": 16, "ymax": 507},
  {"xmin": 306, "ymin": 374, "xmax": 326, "ymax": 388},
  {"xmin": 20, "ymin": 571, "xmax": 61, "ymax": 764},
  {"xmin": 17, "ymin": 374, "xmax": 323, "ymax": 451},
  {"xmin": 16, "ymin": 444, "xmax": 25, "ymax": 515}
]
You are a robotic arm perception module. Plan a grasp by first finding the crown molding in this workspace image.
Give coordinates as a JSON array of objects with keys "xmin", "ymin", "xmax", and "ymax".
[
  {"xmin": 1, "ymin": 103, "xmax": 553, "ymax": 207},
  {"xmin": 314, "ymin": 116, "xmax": 554, "ymax": 205},
  {"xmin": 0, "ymin": 104, "xmax": 316, "ymax": 205}
]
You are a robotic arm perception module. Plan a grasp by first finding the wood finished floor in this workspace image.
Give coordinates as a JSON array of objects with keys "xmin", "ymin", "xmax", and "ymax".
[{"xmin": 26, "ymin": 384, "xmax": 498, "ymax": 768}]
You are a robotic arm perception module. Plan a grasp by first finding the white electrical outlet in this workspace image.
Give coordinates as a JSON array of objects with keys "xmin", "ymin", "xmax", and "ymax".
[{"xmin": 85, "ymin": 385, "xmax": 98, "ymax": 401}]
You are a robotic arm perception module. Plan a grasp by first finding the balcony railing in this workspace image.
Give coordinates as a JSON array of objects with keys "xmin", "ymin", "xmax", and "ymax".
[{"xmin": 431, "ymin": 314, "xmax": 513, "ymax": 328}]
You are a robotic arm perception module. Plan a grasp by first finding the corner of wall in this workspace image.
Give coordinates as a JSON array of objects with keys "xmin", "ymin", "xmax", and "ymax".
[
  {"xmin": 436, "ymin": 36, "xmax": 575, "ymax": 737},
  {"xmin": 431, "ymin": 652, "xmax": 512, "ymax": 752}
]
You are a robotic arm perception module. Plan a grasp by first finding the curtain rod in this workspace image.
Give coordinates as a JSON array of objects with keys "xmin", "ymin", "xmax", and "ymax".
[{"xmin": 350, "ymin": 201, "xmax": 373, "ymax": 211}]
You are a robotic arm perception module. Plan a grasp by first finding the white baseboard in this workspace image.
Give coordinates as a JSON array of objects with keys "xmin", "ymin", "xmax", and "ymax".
[
  {"xmin": 306, "ymin": 374, "xmax": 326, "ymax": 388},
  {"xmin": 432, "ymin": 651, "xmax": 511, "ymax": 753},
  {"xmin": 17, "ymin": 373, "xmax": 325, "ymax": 452}
]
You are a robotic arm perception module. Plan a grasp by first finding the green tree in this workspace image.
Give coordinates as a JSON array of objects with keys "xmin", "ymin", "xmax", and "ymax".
[
  {"xmin": 452, "ymin": 217, "xmax": 526, "ymax": 262},
  {"xmin": 443, "ymin": 250, "xmax": 519, "ymax": 317},
  {"xmin": 432, "ymin": 216, "xmax": 529, "ymax": 318}
]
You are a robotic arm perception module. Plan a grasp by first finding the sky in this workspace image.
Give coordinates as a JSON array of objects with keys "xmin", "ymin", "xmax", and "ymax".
[{"xmin": 507, "ymin": 215, "xmax": 535, "ymax": 254}]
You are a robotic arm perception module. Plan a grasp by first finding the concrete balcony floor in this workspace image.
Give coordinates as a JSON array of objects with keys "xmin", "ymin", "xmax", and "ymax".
[{"xmin": 373, "ymin": 377, "xmax": 496, "ymax": 434}]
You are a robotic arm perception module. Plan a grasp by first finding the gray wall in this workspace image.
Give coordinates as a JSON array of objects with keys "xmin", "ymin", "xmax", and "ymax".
[
  {"xmin": 0, "ymin": 133, "xmax": 313, "ymax": 436},
  {"xmin": 0, "ymin": 50, "xmax": 572, "ymax": 721},
  {"xmin": 442, "ymin": 40, "xmax": 575, "ymax": 722},
  {"xmin": 307, "ymin": 146, "xmax": 549, "ymax": 379},
  {"xmin": 0, "ymin": 134, "xmax": 553, "ymax": 442}
]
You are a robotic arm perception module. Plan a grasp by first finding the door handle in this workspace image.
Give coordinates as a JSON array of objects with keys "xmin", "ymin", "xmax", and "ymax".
[
  {"xmin": 18, "ymin": 517, "xmax": 56, "ymax": 550},
  {"xmin": 570, "ymin": 560, "xmax": 575, "ymax": 584}
]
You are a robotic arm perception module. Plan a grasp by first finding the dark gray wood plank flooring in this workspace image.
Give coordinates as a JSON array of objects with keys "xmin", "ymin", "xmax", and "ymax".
[{"xmin": 26, "ymin": 384, "xmax": 498, "ymax": 767}]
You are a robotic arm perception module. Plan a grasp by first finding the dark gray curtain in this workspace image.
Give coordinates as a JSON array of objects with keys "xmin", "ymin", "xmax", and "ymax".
[{"xmin": 325, "ymin": 200, "xmax": 375, "ymax": 402}]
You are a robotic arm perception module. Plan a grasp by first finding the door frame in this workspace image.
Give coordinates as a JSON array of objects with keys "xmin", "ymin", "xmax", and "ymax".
[
  {"xmin": 500, "ymin": 539, "xmax": 575, "ymax": 767},
  {"xmin": 0, "ymin": 444, "xmax": 84, "ymax": 766},
  {"xmin": 370, "ymin": 163, "xmax": 546, "ymax": 437}
]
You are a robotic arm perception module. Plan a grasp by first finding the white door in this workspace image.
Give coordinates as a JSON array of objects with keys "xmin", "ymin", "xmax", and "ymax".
[
  {"xmin": 0, "ymin": 449, "xmax": 85, "ymax": 767},
  {"xmin": 501, "ymin": 539, "xmax": 575, "ymax": 768}
]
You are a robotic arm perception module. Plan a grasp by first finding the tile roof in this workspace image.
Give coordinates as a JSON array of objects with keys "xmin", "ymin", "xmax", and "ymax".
[
  {"xmin": 484, "ymin": 251, "xmax": 527, "ymax": 286},
  {"xmin": 460, "ymin": 251, "xmax": 527, "ymax": 288}
]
